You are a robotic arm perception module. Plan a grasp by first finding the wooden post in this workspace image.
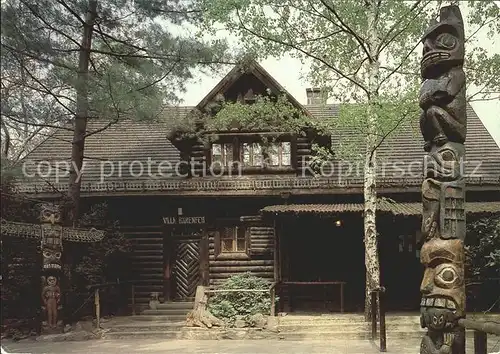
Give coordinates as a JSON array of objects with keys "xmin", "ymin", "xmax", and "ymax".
[
  {"xmin": 94, "ymin": 288, "xmax": 100, "ymax": 329},
  {"xmin": 270, "ymin": 285, "xmax": 276, "ymax": 317},
  {"xmin": 340, "ymin": 283, "xmax": 344, "ymax": 313},
  {"xmin": 163, "ymin": 226, "xmax": 172, "ymax": 302},
  {"xmin": 371, "ymin": 291, "xmax": 377, "ymax": 340},
  {"xmin": 200, "ymin": 227, "xmax": 209, "ymax": 286},
  {"xmin": 131, "ymin": 284, "xmax": 136, "ymax": 316},
  {"xmin": 379, "ymin": 290, "xmax": 387, "ymax": 352},
  {"xmin": 474, "ymin": 331, "xmax": 487, "ymax": 354}
]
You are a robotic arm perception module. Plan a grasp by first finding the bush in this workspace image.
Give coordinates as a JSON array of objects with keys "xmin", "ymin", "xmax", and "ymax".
[
  {"xmin": 207, "ymin": 273, "xmax": 274, "ymax": 326},
  {"xmin": 65, "ymin": 202, "xmax": 132, "ymax": 320},
  {"xmin": 465, "ymin": 215, "xmax": 500, "ymax": 312}
]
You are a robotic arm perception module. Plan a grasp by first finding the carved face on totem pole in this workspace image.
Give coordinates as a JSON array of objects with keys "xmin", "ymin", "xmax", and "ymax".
[
  {"xmin": 419, "ymin": 6, "xmax": 466, "ymax": 152},
  {"xmin": 42, "ymin": 243, "xmax": 62, "ymax": 270},
  {"xmin": 420, "ymin": 238, "xmax": 465, "ymax": 330},
  {"xmin": 421, "ymin": 6, "xmax": 464, "ymax": 79},
  {"xmin": 40, "ymin": 204, "xmax": 63, "ymax": 270},
  {"xmin": 39, "ymin": 203, "xmax": 62, "ymax": 225}
]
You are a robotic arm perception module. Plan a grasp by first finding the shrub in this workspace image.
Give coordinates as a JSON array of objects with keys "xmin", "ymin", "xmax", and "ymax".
[
  {"xmin": 207, "ymin": 273, "xmax": 274, "ymax": 326},
  {"xmin": 465, "ymin": 215, "xmax": 500, "ymax": 312}
]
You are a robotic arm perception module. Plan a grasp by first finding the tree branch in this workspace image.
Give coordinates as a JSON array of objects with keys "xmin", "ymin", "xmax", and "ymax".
[
  {"xmin": 1, "ymin": 119, "xmax": 11, "ymax": 158},
  {"xmin": 1, "ymin": 43, "xmax": 76, "ymax": 71},
  {"xmin": 369, "ymin": 110, "xmax": 412, "ymax": 162},
  {"xmin": 465, "ymin": 14, "xmax": 500, "ymax": 43},
  {"xmin": 318, "ymin": 0, "xmax": 373, "ymax": 62},
  {"xmin": 377, "ymin": 0, "xmax": 430, "ymax": 54},
  {"xmin": 376, "ymin": 0, "xmax": 426, "ymax": 54},
  {"xmin": 55, "ymin": 0, "xmax": 86, "ymax": 25},
  {"xmin": 234, "ymin": 10, "xmax": 369, "ymax": 95},
  {"xmin": 2, "ymin": 114, "xmax": 73, "ymax": 131}
]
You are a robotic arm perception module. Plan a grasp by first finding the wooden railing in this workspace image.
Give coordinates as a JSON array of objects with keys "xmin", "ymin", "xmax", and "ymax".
[
  {"xmin": 86, "ymin": 280, "xmax": 137, "ymax": 328},
  {"xmin": 370, "ymin": 287, "xmax": 387, "ymax": 352},
  {"xmin": 278, "ymin": 281, "xmax": 346, "ymax": 313},
  {"xmin": 457, "ymin": 318, "xmax": 500, "ymax": 354}
]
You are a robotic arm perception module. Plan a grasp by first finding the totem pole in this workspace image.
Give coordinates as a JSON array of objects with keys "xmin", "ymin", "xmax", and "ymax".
[
  {"xmin": 1, "ymin": 203, "xmax": 104, "ymax": 334},
  {"xmin": 418, "ymin": 5, "xmax": 466, "ymax": 354}
]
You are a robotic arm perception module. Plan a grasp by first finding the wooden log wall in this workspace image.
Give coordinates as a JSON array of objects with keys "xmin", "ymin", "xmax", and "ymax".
[
  {"xmin": 208, "ymin": 219, "xmax": 275, "ymax": 287},
  {"xmin": 190, "ymin": 140, "xmax": 206, "ymax": 177},
  {"xmin": 296, "ymin": 135, "xmax": 312, "ymax": 175},
  {"xmin": 121, "ymin": 225, "xmax": 164, "ymax": 307}
]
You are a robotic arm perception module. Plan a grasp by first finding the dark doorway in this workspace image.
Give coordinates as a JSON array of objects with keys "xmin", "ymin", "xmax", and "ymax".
[
  {"xmin": 166, "ymin": 227, "xmax": 203, "ymax": 301},
  {"xmin": 280, "ymin": 214, "xmax": 365, "ymax": 312},
  {"xmin": 379, "ymin": 218, "xmax": 422, "ymax": 311}
]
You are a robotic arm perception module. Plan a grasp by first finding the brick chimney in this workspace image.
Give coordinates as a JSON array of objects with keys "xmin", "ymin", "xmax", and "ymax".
[{"xmin": 306, "ymin": 88, "xmax": 326, "ymax": 105}]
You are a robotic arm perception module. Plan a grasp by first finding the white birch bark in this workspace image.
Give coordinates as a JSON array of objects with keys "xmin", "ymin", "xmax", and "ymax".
[{"xmin": 364, "ymin": 0, "xmax": 381, "ymax": 321}]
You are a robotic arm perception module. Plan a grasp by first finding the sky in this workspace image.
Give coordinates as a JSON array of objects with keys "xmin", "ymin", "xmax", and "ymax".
[{"xmin": 177, "ymin": 2, "xmax": 500, "ymax": 147}]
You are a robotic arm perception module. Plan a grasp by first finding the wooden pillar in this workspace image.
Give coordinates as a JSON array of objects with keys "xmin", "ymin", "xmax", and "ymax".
[
  {"xmin": 474, "ymin": 331, "xmax": 486, "ymax": 354},
  {"xmin": 200, "ymin": 226, "xmax": 209, "ymax": 286},
  {"xmin": 163, "ymin": 226, "xmax": 173, "ymax": 302}
]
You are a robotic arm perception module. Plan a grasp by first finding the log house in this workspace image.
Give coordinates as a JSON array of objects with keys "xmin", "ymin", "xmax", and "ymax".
[{"xmin": 15, "ymin": 60, "xmax": 500, "ymax": 313}]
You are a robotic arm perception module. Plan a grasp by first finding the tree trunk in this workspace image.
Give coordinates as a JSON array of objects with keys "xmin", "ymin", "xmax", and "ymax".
[
  {"xmin": 364, "ymin": 0, "xmax": 381, "ymax": 321},
  {"xmin": 67, "ymin": 0, "xmax": 97, "ymax": 227}
]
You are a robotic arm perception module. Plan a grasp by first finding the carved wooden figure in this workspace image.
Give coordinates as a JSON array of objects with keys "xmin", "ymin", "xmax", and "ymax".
[
  {"xmin": 41, "ymin": 275, "xmax": 61, "ymax": 329},
  {"xmin": 1, "ymin": 203, "xmax": 104, "ymax": 334},
  {"xmin": 419, "ymin": 5, "xmax": 467, "ymax": 354}
]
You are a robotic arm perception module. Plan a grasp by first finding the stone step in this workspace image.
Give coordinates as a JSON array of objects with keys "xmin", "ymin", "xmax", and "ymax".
[
  {"xmin": 277, "ymin": 316, "xmax": 422, "ymax": 325},
  {"xmin": 277, "ymin": 330, "xmax": 424, "ymax": 341},
  {"xmin": 155, "ymin": 302, "xmax": 193, "ymax": 310},
  {"xmin": 103, "ymin": 330, "xmax": 182, "ymax": 340},
  {"xmin": 131, "ymin": 314, "xmax": 188, "ymax": 322},
  {"xmin": 278, "ymin": 323, "xmax": 423, "ymax": 332},
  {"xmin": 141, "ymin": 309, "xmax": 190, "ymax": 316},
  {"xmin": 107, "ymin": 321, "xmax": 185, "ymax": 333}
]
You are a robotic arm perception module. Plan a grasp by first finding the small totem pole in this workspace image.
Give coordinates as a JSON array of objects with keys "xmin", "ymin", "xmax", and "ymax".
[
  {"xmin": 1, "ymin": 203, "xmax": 104, "ymax": 334},
  {"xmin": 418, "ymin": 5, "xmax": 467, "ymax": 354}
]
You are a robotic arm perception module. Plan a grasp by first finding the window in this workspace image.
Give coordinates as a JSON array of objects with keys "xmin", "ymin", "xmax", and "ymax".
[
  {"xmin": 211, "ymin": 143, "xmax": 233, "ymax": 166},
  {"xmin": 241, "ymin": 142, "xmax": 263, "ymax": 166},
  {"xmin": 267, "ymin": 142, "xmax": 291, "ymax": 167},
  {"xmin": 220, "ymin": 226, "xmax": 246, "ymax": 253},
  {"xmin": 210, "ymin": 139, "xmax": 293, "ymax": 172}
]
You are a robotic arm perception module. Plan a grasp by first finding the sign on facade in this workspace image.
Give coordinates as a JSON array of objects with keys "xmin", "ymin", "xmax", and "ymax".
[{"xmin": 162, "ymin": 216, "xmax": 205, "ymax": 225}]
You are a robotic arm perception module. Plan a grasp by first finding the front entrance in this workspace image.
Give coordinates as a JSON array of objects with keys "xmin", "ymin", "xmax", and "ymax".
[
  {"xmin": 172, "ymin": 235, "xmax": 201, "ymax": 300},
  {"xmin": 164, "ymin": 226, "xmax": 206, "ymax": 301}
]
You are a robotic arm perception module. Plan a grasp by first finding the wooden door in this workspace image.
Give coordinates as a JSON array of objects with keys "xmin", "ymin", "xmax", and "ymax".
[{"xmin": 172, "ymin": 235, "xmax": 201, "ymax": 300}]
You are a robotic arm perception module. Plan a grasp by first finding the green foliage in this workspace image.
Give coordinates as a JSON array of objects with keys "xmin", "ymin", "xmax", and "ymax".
[
  {"xmin": 208, "ymin": 94, "xmax": 323, "ymax": 134},
  {"xmin": 197, "ymin": 0, "xmax": 499, "ymax": 153},
  {"xmin": 465, "ymin": 215, "xmax": 500, "ymax": 312},
  {"xmin": 170, "ymin": 93, "xmax": 331, "ymax": 146},
  {"xmin": 1, "ymin": 179, "xmax": 40, "ymax": 334},
  {"xmin": 1, "ymin": 0, "xmax": 232, "ymax": 160},
  {"xmin": 65, "ymin": 202, "xmax": 132, "ymax": 319},
  {"xmin": 465, "ymin": 215, "xmax": 500, "ymax": 278},
  {"xmin": 208, "ymin": 273, "xmax": 274, "ymax": 326}
]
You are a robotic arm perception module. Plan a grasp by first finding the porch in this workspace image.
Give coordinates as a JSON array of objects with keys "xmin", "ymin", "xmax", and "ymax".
[{"xmin": 262, "ymin": 203, "xmax": 423, "ymax": 313}]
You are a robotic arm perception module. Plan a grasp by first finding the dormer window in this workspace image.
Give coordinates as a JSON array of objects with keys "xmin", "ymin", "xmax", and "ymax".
[
  {"xmin": 242, "ymin": 142, "xmax": 263, "ymax": 166},
  {"xmin": 211, "ymin": 143, "xmax": 233, "ymax": 167},
  {"xmin": 267, "ymin": 142, "xmax": 291, "ymax": 167},
  {"xmin": 208, "ymin": 137, "xmax": 295, "ymax": 174}
]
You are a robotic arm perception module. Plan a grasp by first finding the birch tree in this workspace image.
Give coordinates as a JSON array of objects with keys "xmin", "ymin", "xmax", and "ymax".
[
  {"xmin": 1, "ymin": 0, "xmax": 234, "ymax": 225},
  {"xmin": 196, "ymin": 0, "xmax": 500, "ymax": 318}
]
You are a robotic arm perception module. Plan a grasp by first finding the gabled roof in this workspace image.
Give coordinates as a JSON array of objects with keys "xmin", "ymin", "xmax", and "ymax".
[
  {"xmin": 11, "ymin": 59, "xmax": 500, "ymax": 196},
  {"xmin": 195, "ymin": 59, "xmax": 313, "ymax": 118},
  {"xmin": 14, "ymin": 103, "xmax": 500, "ymax": 195}
]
